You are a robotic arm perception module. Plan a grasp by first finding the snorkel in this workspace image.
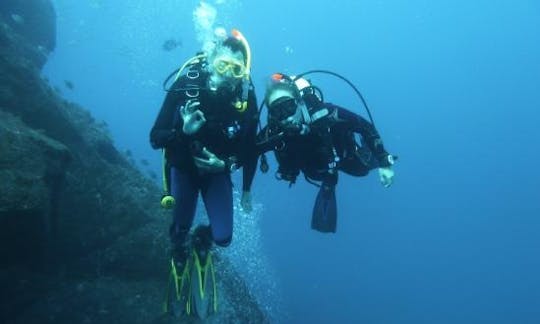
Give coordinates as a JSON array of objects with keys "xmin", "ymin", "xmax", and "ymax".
[{"xmin": 231, "ymin": 29, "xmax": 251, "ymax": 112}]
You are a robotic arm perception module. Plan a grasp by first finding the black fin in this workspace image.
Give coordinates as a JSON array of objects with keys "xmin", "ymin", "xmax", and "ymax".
[{"xmin": 311, "ymin": 185, "xmax": 337, "ymax": 233}]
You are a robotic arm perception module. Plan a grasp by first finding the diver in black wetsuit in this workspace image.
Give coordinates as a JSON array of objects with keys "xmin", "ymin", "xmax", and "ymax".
[
  {"xmin": 257, "ymin": 72, "xmax": 396, "ymax": 233},
  {"xmin": 150, "ymin": 30, "xmax": 258, "ymax": 270}
]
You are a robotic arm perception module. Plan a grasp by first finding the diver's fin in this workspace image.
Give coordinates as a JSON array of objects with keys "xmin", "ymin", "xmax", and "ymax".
[
  {"xmin": 311, "ymin": 185, "xmax": 337, "ymax": 233},
  {"xmin": 164, "ymin": 258, "xmax": 192, "ymax": 317},
  {"xmin": 191, "ymin": 250, "xmax": 217, "ymax": 319}
]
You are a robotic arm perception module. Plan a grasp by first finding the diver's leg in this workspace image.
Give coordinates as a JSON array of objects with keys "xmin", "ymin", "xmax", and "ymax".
[
  {"xmin": 170, "ymin": 167, "xmax": 199, "ymax": 267},
  {"xmin": 191, "ymin": 175, "xmax": 228, "ymax": 317},
  {"xmin": 200, "ymin": 173, "xmax": 233, "ymax": 248}
]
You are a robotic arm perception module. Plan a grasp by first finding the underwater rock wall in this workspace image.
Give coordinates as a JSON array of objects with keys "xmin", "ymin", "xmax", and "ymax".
[
  {"xmin": 0, "ymin": 0, "xmax": 159, "ymax": 271},
  {"xmin": 0, "ymin": 0, "xmax": 55, "ymax": 69},
  {"xmin": 0, "ymin": 2, "xmax": 267, "ymax": 323}
]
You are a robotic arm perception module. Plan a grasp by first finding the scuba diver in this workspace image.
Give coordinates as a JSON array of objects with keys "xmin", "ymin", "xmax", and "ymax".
[
  {"xmin": 257, "ymin": 72, "xmax": 396, "ymax": 233},
  {"xmin": 149, "ymin": 28, "xmax": 258, "ymax": 317}
]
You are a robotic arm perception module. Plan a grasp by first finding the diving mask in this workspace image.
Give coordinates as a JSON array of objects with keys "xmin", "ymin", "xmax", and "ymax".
[
  {"xmin": 269, "ymin": 97, "xmax": 298, "ymax": 122},
  {"xmin": 213, "ymin": 57, "xmax": 246, "ymax": 78},
  {"xmin": 269, "ymin": 94, "xmax": 312, "ymax": 135}
]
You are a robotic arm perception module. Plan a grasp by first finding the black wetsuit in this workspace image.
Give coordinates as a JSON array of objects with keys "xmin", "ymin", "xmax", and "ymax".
[
  {"xmin": 150, "ymin": 69, "xmax": 258, "ymax": 247},
  {"xmin": 257, "ymin": 98, "xmax": 391, "ymax": 188},
  {"xmin": 257, "ymin": 93, "xmax": 393, "ymax": 233}
]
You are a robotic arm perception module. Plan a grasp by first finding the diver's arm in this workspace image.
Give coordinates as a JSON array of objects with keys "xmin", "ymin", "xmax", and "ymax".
[
  {"xmin": 333, "ymin": 105, "xmax": 392, "ymax": 167},
  {"xmin": 149, "ymin": 82, "xmax": 184, "ymax": 149},
  {"xmin": 242, "ymin": 154, "xmax": 257, "ymax": 192},
  {"xmin": 241, "ymin": 88, "xmax": 259, "ymax": 192},
  {"xmin": 255, "ymin": 127, "xmax": 287, "ymax": 155}
]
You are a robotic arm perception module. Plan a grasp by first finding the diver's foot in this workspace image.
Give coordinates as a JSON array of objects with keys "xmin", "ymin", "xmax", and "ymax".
[
  {"xmin": 171, "ymin": 244, "xmax": 189, "ymax": 272},
  {"xmin": 192, "ymin": 225, "xmax": 213, "ymax": 260}
]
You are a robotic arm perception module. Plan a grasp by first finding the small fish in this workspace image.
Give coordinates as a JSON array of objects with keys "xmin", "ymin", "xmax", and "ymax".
[
  {"xmin": 140, "ymin": 159, "xmax": 149, "ymax": 166},
  {"xmin": 162, "ymin": 39, "xmax": 182, "ymax": 52},
  {"xmin": 64, "ymin": 80, "xmax": 75, "ymax": 90}
]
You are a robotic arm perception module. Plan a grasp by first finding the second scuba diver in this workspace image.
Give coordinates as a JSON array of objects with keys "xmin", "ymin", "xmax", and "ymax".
[
  {"xmin": 257, "ymin": 72, "xmax": 396, "ymax": 233},
  {"xmin": 149, "ymin": 29, "xmax": 258, "ymax": 280}
]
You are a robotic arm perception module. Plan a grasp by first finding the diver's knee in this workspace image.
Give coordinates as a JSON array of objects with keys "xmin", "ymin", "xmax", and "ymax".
[{"xmin": 214, "ymin": 236, "xmax": 232, "ymax": 247}]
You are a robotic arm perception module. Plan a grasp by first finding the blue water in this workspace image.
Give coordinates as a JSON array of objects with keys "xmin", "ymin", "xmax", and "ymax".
[{"xmin": 44, "ymin": 1, "xmax": 540, "ymax": 323}]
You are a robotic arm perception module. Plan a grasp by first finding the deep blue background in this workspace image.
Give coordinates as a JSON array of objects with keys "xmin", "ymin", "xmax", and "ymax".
[{"xmin": 43, "ymin": 1, "xmax": 540, "ymax": 323}]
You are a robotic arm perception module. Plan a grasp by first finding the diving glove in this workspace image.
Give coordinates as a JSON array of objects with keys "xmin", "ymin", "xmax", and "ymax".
[
  {"xmin": 181, "ymin": 99, "xmax": 206, "ymax": 135},
  {"xmin": 193, "ymin": 147, "xmax": 225, "ymax": 174},
  {"xmin": 378, "ymin": 167, "xmax": 394, "ymax": 188}
]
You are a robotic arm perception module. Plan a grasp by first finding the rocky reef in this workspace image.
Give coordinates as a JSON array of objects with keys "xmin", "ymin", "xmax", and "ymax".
[{"xmin": 0, "ymin": 1, "xmax": 268, "ymax": 323}]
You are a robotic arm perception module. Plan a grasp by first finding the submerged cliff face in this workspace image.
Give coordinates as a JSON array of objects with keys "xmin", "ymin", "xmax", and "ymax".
[
  {"xmin": 0, "ymin": 0, "xmax": 56, "ymax": 69},
  {"xmin": 0, "ymin": 2, "xmax": 267, "ymax": 323}
]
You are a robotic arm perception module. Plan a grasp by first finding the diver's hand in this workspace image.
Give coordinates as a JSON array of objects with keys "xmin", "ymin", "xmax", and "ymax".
[
  {"xmin": 282, "ymin": 120, "xmax": 309, "ymax": 135},
  {"xmin": 378, "ymin": 167, "xmax": 394, "ymax": 188},
  {"xmin": 240, "ymin": 191, "xmax": 253, "ymax": 213},
  {"xmin": 193, "ymin": 147, "xmax": 225, "ymax": 174},
  {"xmin": 181, "ymin": 100, "xmax": 206, "ymax": 135}
]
